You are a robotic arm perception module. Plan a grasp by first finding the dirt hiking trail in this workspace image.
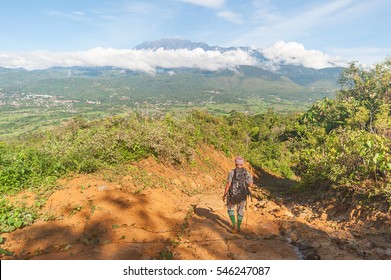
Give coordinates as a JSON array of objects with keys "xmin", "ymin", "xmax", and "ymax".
[{"xmin": 1, "ymin": 146, "xmax": 390, "ymax": 260}]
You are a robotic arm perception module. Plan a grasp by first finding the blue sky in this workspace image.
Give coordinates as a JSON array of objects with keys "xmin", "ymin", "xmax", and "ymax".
[{"xmin": 0, "ymin": 0, "xmax": 390, "ymax": 69}]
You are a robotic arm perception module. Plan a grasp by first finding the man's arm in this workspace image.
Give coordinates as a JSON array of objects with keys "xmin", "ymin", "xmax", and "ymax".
[
  {"xmin": 222, "ymin": 181, "xmax": 231, "ymax": 202},
  {"xmin": 247, "ymin": 170, "xmax": 253, "ymax": 188}
]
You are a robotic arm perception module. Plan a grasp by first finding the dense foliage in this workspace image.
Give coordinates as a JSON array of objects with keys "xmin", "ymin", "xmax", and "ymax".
[{"xmin": 293, "ymin": 58, "xmax": 391, "ymax": 202}]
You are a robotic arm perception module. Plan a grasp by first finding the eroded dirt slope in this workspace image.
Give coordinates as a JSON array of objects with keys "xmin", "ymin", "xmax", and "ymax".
[{"xmin": 1, "ymin": 146, "xmax": 390, "ymax": 260}]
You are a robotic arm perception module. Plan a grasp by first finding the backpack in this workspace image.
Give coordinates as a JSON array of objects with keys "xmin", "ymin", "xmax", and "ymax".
[{"xmin": 228, "ymin": 168, "xmax": 251, "ymax": 205}]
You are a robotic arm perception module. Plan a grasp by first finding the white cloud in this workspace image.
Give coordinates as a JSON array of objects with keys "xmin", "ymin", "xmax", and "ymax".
[
  {"xmin": 261, "ymin": 41, "xmax": 347, "ymax": 69},
  {"xmin": 217, "ymin": 11, "xmax": 244, "ymax": 24},
  {"xmin": 123, "ymin": 2, "xmax": 161, "ymax": 15},
  {"xmin": 0, "ymin": 48, "xmax": 258, "ymax": 73},
  {"xmin": 47, "ymin": 10, "xmax": 90, "ymax": 21},
  {"xmin": 71, "ymin": 11, "xmax": 85, "ymax": 16},
  {"xmin": 329, "ymin": 47, "xmax": 391, "ymax": 66},
  {"xmin": 234, "ymin": 0, "xmax": 355, "ymax": 47},
  {"xmin": 178, "ymin": 0, "xmax": 225, "ymax": 9},
  {"xmin": 0, "ymin": 41, "xmax": 355, "ymax": 72},
  {"xmin": 251, "ymin": 0, "xmax": 280, "ymax": 24}
]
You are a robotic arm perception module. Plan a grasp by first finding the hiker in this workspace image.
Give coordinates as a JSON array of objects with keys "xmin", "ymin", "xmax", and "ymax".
[{"xmin": 222, "ymin": 156, "xmax": 253, "ymax": 233}]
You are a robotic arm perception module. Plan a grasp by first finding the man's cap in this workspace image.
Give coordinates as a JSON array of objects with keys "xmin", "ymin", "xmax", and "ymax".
[{"xmin": 235, "ymin": 156, "xmax": 244, "ymax": 165}]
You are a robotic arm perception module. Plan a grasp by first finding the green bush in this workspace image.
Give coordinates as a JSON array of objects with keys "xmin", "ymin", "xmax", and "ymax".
[
  {"xmin": 0, "ymin": 145, "xmax": 61, "ymax": 194},
  {"xmin": 293, "ymin": 58, "xmax": 391, "ymax": 201},
  {"xmin": 0, "ymin": 199, "xmax": 37, "ymax": 233}
]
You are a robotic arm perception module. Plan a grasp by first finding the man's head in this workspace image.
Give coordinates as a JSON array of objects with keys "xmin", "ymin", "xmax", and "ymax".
[{"xmin": 235, "ymin": 156, "xmax": 244, "ymax": 167}]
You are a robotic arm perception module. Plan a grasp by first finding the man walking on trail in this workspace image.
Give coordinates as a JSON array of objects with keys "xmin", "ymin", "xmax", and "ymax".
[{"xmin": 222, "ymin": 156, "xmax": 253, "ymax": 233}]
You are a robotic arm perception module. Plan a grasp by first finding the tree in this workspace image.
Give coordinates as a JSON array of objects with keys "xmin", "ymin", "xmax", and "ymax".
[
  {"xmin": 293, "ymin": 58, "xmax": 391, "ymax": 200},
  {"xmin": 337, "ymin": 58, "xmax": 391, "ymax": 133}
]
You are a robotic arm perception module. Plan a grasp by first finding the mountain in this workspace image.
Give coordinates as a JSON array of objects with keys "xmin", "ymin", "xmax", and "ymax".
[
  {"xmin": 133, "ymin": 38, "xmax": 341, "ymax": 81},
  {"xmin": 277, "ymin": 65, "xmax": 343, "ymax": 87},
  {"xmin": 135, "ymin": 38, "xmax": 242, "ymax": 52},
  {"xmin": 0, "ymin": 38, "xmax": 344, "ymax": 113},
  {"xmin": 0, "ymin": 65, "xmax": 340, "ymax": 109},
  {"xmin": 0, "ymin": 39, "xmax": 347, "ymax": 140},
  {"xmin": 134, "ymin": 38, "xmax": 268, "ymax": 62},
  {"xmin": 92, "ymin": 38, "xmax": 342, "ymax": 91},
  {"xmin": 135, "ymin": 38, "xmax": 212, "ymax": 51}
]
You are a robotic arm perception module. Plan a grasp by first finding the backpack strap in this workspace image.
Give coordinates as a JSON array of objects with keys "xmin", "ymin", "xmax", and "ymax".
[
  {"xmin": 243, "ymin": 168, "xmax": 253, "ymax": 202},
  {"xmin": 228, "ymin": 168, "xmax": 236, "ymax": 194}
]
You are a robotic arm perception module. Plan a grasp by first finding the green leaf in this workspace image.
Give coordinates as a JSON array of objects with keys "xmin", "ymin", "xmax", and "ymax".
[
  {"xmin": 7, "ymin": 226, "xmax": 15, "ymax": 232},
  {"xmin": 373, "ymin": 153, "xmax": 382, "ymax": 164},
  {"xmin": 14, "ymin": 220, "xmax": 23, "ymax": 228},
  {"xmin": 0, "ymin": 248, "xmax": 13, "ymax": 256},
  {"xmin": 7, "ymin": 217, "xmax": 15, "ymax": 225},
  {"xmin": 365, "ymin": 140, "xmax": 373, "ymax": 149}
]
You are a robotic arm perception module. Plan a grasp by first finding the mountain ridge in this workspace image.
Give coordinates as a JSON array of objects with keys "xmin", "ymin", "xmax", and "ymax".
[
  {"xmin": 134, "ymin": 38, "xmax": 250, "ymax": 53},
  {"xmin": 0, "ymin": 38, "xmax": 344, "ymax": 123},
  {"xmin": 0, "ymin": 38, "xmax": 341, "ymax": 71},
  {"xmin": 0, "ymin": 38, "xmax": 344, "ymax": 90}
]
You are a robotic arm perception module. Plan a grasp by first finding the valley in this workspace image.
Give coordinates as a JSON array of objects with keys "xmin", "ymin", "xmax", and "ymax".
[{"xmin": 0, "ymin": 62, "xmax": 341, "ymax": 139}]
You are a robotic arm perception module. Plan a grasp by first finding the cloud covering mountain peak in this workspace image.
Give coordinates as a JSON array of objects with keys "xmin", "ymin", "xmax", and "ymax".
[
  {"xmin": 0, "ymin": 39, "xmax": 347, "ymax": 72},
  {"xmin": 262, "ymin": 41, "xmax": 346, "ymax": 69}
]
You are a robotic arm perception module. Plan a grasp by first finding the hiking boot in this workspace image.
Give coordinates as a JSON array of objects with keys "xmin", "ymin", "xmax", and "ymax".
[{"xmin": 231, "ymin": 226, "xmax": 238, "ymax": 234}]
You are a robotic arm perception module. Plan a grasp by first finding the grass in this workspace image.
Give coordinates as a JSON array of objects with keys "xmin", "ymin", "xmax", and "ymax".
[
  {"xmin": 69, "ymin": 205, "xmax": 83, "ymax": 217},
  {"xmin": 0, "ymin": 104, "xmax": 123, "ymax": 140}
]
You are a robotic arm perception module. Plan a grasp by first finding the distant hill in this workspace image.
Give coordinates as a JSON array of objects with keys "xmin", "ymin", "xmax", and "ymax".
[
  {"xmin": 276, "ymin": 65, "xmax": 343, "ymax": 86},
  {"xmin": 0, "ymin": 64, "xmax": 342, "ymax": 104}
]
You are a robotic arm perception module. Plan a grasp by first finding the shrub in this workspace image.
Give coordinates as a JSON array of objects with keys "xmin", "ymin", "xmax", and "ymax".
[{"xmin": 0, "ymin": 199, "xmax": 37, "ymax": 233}]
